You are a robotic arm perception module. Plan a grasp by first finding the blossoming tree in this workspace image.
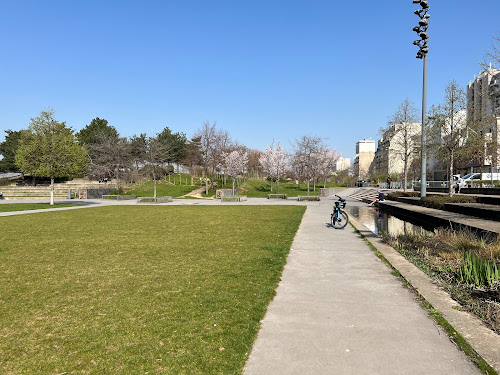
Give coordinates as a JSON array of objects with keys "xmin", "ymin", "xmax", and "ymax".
[
  {"xmin": 222, "ymin": 150, "xmax": 248, "ymax": 195},
  {"xmin": 259, "ymin": 142, "xmax": 289, "ymax": 193}
]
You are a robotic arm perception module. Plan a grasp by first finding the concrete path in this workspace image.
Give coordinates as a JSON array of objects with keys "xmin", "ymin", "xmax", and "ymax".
[{"xmin": 243, "ymin": 189, "xmax": 480, "ymax": 375}]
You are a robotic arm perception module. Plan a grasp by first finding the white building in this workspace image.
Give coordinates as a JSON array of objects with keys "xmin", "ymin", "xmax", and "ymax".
[
  {"xmin": 334, "ymin": 157, "xmax": 351, "ymax": 172},
  {"xmin": 353, "ymin": 139, "xmax": 375, "ymax": 180}
]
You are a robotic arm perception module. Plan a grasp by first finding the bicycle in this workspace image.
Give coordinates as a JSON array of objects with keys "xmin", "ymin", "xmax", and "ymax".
[{"xmin": 331, "ymin": 195, "xmax": 349, "ymax": 229}]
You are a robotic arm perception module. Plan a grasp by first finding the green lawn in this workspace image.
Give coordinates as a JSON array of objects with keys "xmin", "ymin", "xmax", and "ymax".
[
  {"xmin": 126, "ymin": 179, "xmax": 201, "ymax": 198},
  {"xmin": 0, "ymin": 205, "xmax": 305, "ymax": 374},
  {"xmin": 238, "ymin": 178, "xmax": 343, "ymax": 198},
  {"xmin": 0, "ymin": 202, "xmax": 83, "ymax": 212}
]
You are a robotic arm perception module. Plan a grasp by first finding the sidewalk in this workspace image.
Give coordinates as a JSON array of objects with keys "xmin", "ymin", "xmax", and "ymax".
[{"xmin": 243, "ymin": 190, "xmax": 480, "ymax": 375}]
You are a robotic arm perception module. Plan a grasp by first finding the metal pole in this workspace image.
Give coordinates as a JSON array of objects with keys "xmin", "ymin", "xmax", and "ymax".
[{"xmin": 420, "ymin": 53, "xmax": 427, "ymax": 197}]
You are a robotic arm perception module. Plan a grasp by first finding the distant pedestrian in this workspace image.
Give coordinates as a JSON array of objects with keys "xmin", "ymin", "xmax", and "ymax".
[{"xmin": 387, "ymin": 177, "xmax": 392, "ymax": 188}]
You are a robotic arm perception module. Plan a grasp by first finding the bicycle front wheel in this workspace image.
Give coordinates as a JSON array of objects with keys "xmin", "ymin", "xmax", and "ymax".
[{"xmin": 332, "ymin": 209, "xmax": 349, "ymax": 229}]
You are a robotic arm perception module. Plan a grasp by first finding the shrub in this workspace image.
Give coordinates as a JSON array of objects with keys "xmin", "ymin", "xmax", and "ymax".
[
  {"xmin": 420, "ymin": 195, "xmax": 477, "ymax": 210},
  {"xmin": 386, "ymin": 191, "xmax": 419, "ymax": 201},
  {"xmin": 473, "ymin": 180, "xmax": 500, "ymax": 187}
]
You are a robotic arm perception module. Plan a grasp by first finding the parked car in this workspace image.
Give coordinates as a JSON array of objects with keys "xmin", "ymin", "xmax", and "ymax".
[{"xmin": 457, "ymin": 173, "xmax": 500, "ymax": 189}]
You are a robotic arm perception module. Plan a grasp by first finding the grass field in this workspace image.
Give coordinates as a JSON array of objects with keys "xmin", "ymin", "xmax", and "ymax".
[
  {"xmin": 0, "ymin": 205, "xmax": 305, "ymax": 374},
  {"xmin": 237, "ymin": 178, "xmax": 343, "ymax": 198},
  {"xmin": 126, "ymin": 179, "xmax": 201, "ymax": 198},
  {"xmin": 0, "ymin": 202, "xmax": 83, "ymax": 212}
]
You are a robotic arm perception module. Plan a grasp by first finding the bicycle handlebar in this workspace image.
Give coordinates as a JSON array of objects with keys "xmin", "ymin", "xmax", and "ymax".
[{"xmin": 335, "ymin": 195, "xmax": 345, "ymax": 202}]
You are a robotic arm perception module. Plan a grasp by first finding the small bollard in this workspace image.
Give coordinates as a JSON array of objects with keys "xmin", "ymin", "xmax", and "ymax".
[{"xmin": 68, "ymin": 188, "xmax": 72, "ymax": 199}]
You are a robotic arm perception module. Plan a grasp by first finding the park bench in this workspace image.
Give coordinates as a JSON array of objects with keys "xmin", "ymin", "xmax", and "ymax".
[
  {"xmin": 221, "ymin": 195, "xmax": 247, "ymax": 202},
  {"xmin": 137, "ymin": 196, "xmax": 173, "ymax": 203},
  {"xmin": 268, "ymin": 193, "xmax": 287, "ymax": 199},
  {"xmin": 102, "ymin": 194, "xmax": 137, "ymax": 200},
  {"xmin": 297, "ymin": 195, "xmax": 320, "ymax": 201}
]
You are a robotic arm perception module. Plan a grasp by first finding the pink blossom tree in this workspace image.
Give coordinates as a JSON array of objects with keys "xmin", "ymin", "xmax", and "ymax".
[
  {"xmin": 259, "ymin": 144, "xmax": 274, "ymax": 191},
  {"xmin": 222, "ymin": 150, "xmax": 248, "ymax": 195},
  {"xmin": 259, "ymin": 142, "xmax": 289, "ymax": 193}
]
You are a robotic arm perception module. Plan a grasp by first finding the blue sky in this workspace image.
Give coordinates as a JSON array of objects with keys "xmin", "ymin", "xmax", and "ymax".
[{"xmin": 1, "ymin": 0, "xmax": 499, "ymax": 161}]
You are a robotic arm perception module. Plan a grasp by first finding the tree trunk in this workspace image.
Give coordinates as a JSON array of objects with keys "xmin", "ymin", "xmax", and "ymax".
[
  {"xmin": 232, "ymin": 178, "xmax": 235, "ymax": 195},
  {"xmin": 324, "ymin": 177, "xmax": 327, "ymax": 188},
  {"xmin": 403, "ymin": 156, "xmax": 408, "ymax": 192},
  {"xmin": 210, "ymin": 167, "xmax": 215, "ymax": 189},
  {"xmin": 153, "ymin": 170, "xmax": 157, "ymax": 198},
  {"xmin": 449, "ymin": 150, "xmax": 454, "ymax": 196},
  {"xmin": 50, "ymin": 176, "xmax": 55, "ymax": 206},
  {"xmin": 307, "ymin": 180, "xmax": 310, "ymax": 195},
  {"xmin": 277, "ymin": 175, "xmax": 280, "ymax": 194},
  {"xmin": 313, "ymin": 179, "xmax": 316, "ymax": 192},
  {"xmin": 270, "ymin": 177, "xmax": 273, "ymax": 192}
]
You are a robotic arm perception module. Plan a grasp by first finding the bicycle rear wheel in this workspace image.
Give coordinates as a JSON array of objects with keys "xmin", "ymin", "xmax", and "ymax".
[{"xmin": 332, "ymin": 209, "xmax": 348, "ymax": 229}]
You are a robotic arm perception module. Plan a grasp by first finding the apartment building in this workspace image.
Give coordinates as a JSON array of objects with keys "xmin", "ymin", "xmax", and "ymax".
[
  {"xmin": 372, "ymin": 123, "xmax": 421, "ymax": 178},
  {"xmin": 353, "ymin": 139, "xmax": 375, "ymax": 180},
  {"xmin": 466, "ymin": 66, "xmax": 500, "ymax": 173}
]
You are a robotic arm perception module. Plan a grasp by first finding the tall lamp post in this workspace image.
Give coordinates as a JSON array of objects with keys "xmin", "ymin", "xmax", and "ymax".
[{"xmin": 412, "ymin": 0, "xmax": 429, "ymax": 197}]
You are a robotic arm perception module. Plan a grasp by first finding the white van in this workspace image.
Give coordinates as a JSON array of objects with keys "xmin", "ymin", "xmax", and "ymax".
[{"xmin": 457, "ymin": 173, "xmax": 500, "ymax": 189}]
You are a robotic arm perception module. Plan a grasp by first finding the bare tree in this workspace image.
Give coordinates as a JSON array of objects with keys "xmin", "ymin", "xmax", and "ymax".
[
  {"xmin": 247, "ymin": 149, "xmax": 262, "ymax": 178},
  {"xmin": 316, "ymin": 147, "xmax": 340, "ymax": 188},
  {"xmin": 90, "ymin": 134, "xmax": 132, "ymax": 187},
  {"xmin": 143, "ymin": 136, "xmax": 170, "ymax": 198},
  {"xmin": 482, "ymin": 34, "xmax": 500, "ymax": 69},
  {"xmin": 194, "ymin": 121, "xmax": 217, "ymax": 194},
  {"xmin": 428, "ymin": 81, "xmax": 468, "ymax": 195},
  {"xmin": 385, "ymin": 99, "xmax": 420, "ymax": 192}
]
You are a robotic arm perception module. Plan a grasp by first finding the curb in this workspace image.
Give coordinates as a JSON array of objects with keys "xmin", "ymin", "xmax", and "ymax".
[{"xmin": 348, "ymin": 215, "xmax": 500, "ymax": 374}]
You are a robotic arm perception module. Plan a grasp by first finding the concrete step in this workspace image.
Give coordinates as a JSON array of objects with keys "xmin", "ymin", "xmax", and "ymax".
[
  {"xmin": 397, "ymin": 197, "xmax": 500, "ymax": 221},
  {"xmin": 378, "ymin": 200, "xmax": 499, "ymax": 237},
  {"xmin": 444, "ymin": 203, "xmax": 500, "ymax": 222},
  {"xmin": 3, "ymin": 196, "xmax": 65, "ymax": 200},
  {"xmin": 349, "ymin": 189, "xmax": 391, "ymax": 204}
]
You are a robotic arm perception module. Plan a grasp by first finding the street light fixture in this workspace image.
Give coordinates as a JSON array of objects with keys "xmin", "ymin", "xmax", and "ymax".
[{"xmin": 412, "ymin": 0, "xmax": 430, "ymax": 197}]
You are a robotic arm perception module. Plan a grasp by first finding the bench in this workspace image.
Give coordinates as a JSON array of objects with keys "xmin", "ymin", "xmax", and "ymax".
[
  {"xmin": 221, "ymin": 195, "xmax": 247, "ymax": 202},
  {"xmin": 136, "ymin": 196, "xmax": 173, "ymax": 203},
  {"xmin": 297, "ymin": 195, "xmax": 320, "ymax": 201},
  {"xmin": 268, "ymin": 194, "xmax": 287, "ymax": 199},
  {"xmin": 102, "ymin": 194, "xmax": 137, "ymax": 200}
]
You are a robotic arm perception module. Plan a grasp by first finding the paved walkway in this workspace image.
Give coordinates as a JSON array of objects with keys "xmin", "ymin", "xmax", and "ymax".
[{"xmin": 244, "ymin": 189, "xmax": 480, "ymax": 375}]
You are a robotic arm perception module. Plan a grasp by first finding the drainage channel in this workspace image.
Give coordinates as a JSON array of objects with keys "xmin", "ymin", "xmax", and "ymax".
[{"xmin": 347, "ymin": 206, "xmax": 434, "ymax": 237}]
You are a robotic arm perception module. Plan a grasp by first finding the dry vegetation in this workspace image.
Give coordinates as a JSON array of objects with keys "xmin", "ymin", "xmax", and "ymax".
[{"xmin": 383, "ymin": 228, "xmax": 500, "ymax": 333}]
